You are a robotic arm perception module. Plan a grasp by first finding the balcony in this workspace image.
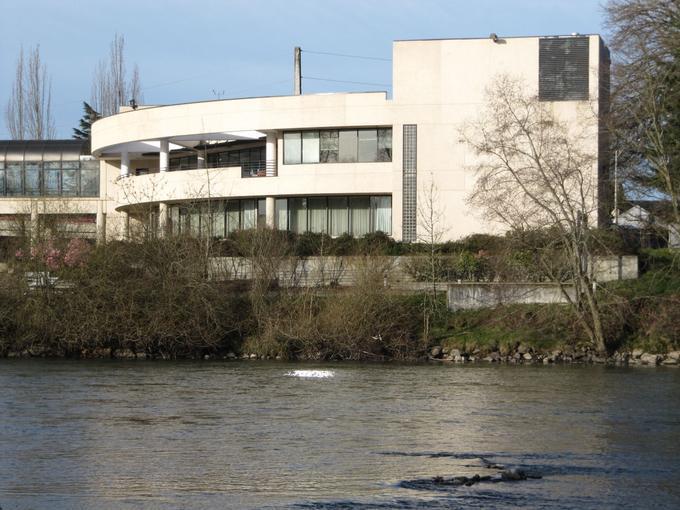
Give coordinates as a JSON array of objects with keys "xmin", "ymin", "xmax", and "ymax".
[{"xmin": 165, "ymin": 159, "xmax": 277, "ymax": 178}]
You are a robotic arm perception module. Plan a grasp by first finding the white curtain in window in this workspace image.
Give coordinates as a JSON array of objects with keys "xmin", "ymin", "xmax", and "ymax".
[
  {"xmin": 350, "ymin": 197, "xmax": 370, "ymax": 237},
  {"xmin": 276, "ymin": 198, "xmax": 288, "ymax": 230},
  {"xmin": 308, "ymin": 197, "xmax": 327, "ymax": 233},
  {"xmin": 241, "ymin": 200, "xmax": 257, "ymax": 229},
  {"xmin": 211, "ymin": 202, "xmax": 226, "ymax": 237},
  {"xmin": 329, "ymin": 197, "xmax": 348, "ymax": 236},
  {"xmin": 372, "ymin": 196, "xmax": 392, "ymax": 234},
  {"xmin": 284, "ymin": 133, "xmax": 302, "ymax": 164},
  {"xmin": 289, "ymin": 198, "xmax": 307, "ymax": 234},
  {"xmin": 302, "ymin": 132, "xmax": 320, "ymax": 163}
]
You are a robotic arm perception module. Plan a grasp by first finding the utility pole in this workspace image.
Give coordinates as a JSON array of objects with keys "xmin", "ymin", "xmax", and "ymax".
[
  {"xmin": 294, "ymin": 47, "xmax": 302, "ymax": 95},
  {"xmin": 614, "ymin": 149, "xmax": 619, "ymax": 225}
]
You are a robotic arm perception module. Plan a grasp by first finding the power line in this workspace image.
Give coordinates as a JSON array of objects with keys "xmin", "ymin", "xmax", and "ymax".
[
  {"xmin": 303, "ymin": 76, "xmax": 391, "ymax": 88},
  {"xmin": 302, "ymin": 49, "xmax": 391, "ymax": 62}
]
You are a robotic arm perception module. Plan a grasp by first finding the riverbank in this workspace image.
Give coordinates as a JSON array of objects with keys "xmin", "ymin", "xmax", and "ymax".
[{"xmin": 1, "ymin": 236, "xmax": 678, "ymax": 362}]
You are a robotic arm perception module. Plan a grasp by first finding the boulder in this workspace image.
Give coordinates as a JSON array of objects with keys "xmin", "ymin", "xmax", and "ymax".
[
  {"xmin": 523, "ymin": 353, "xmax": 533, "ymax": 361},
  {"xmin": 640, "ymin": 353, "xmax": 661, "ymax": 365},
  {"xmin": 450, "ymin": 348, "xmax": 461, "ymax": 358},
  {"xmin": 115, "ymin": 348, "xmax": 136, "ymax": 359},
  {"xmin": 430, "ymin": 346, "xmax": 443, "ymax": 358},
  {"xmin": 226, "ymin": 352, "xmax": 237, "ymax": 359},
  {"xmin": 249, "ymin": 353, "xmax": 258, "ymax": 359},
  {"xmin": 517, "ymin": 344, "xmax": 528, "ymax": 355},
  {"xmin": 501, "ymin": 469, "xmax": 527, "ymax": 481},
  {"xmin": 667, "ymin": 351, "xmax": 680, "ymax": 361},
  {"xmin": 632, "ymin": 348, "xmax": 644, "ymax": 359},
  {"xmin": 661, "ymin": 357, "xmax": 678, "ymax": 365}
]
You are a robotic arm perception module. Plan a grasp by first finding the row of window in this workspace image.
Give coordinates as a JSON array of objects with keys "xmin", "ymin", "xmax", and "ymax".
[
  {"xmin": 0, "ymin": 160, "xmax": 99, "ymax": 198},
  {"xmin": 168, "ymin": 195, "xmax": 392, "ymax": 238},
  {"xmin": 276, "ymin": 195, "xmax": 391, "ymax": 236},
  {"xmin": 283, "ymin": 128, "xmax": 392, "ymax": 165}
]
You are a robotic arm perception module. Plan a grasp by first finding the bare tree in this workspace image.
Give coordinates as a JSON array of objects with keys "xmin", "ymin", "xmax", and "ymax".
[
  {"xmin": 91, "ymin": 34, "xmax": 143, "ymax": 117},
  {"xmin": 463, "ymin": 75, "xmax": 608, "ymax": 353},
  {"xmin": 417, "ymin": 174, "xmax": 447, "ymax": 340},
  {"xmin": 605, "ymin": 0, "xmax": 680, "ymax": 225},
  {"xmin": 5, "ymin": 45, "xmax": 55, "ymax": 140}
]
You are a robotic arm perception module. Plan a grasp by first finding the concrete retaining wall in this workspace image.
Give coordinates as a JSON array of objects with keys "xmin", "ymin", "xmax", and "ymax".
[{"xmin": 446, "ymin": 283, "xmax": 576, "ymax": 311}]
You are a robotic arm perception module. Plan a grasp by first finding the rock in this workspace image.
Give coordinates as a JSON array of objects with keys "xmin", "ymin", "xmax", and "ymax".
[
  {"xmin": 667, "ymin": 351, "xmax": 680, "ymax": 361},
  {"xmin": 543, "ymin": 357, "xmax": 551, "ymax": 364},
  {"xmin": 523, "ymin": 352, "xmax": 533, "ymax": 361},
  {"xmin": 640, "ymin": 353, "xmax": 661, "ymax": 365},
  {"xmin": 441, "ymin": 346, "xmax": 451, "ymax": 355},
  {"xmin": 226, "ymin": 352, "xmax": 237, "ymax": 359},
  {"xmin": 430, "ymin": 346, "xmax": 443, "ymax": 358},
  {"xmin": 501, "ymin": 469, "xmax": 527, "ymax": 481},
  {"xmin": 483, "ymin": 356, "xmax": 494, "ymax": 362},
  {"xmin": 499, "ymin": 344, "xmax": 510, "ymax": 356},
  {"xmin": 450, "ymin": 348, "xmax": 461, "ymax": 358},
  {"xmin": 204, "ymin": 354, "xmax": 211, "ymax": 360},
  {"xmin": 632, "ymin": 348, "xmax": 644, "ymax": 359},
  {"xmin": 454, "ymin": 354, "xmax": 465, "ymax": 362},
  {"xmin": 517, "ymin": 344, "xmax": 528, "ymax": 355},
  {"xmin": 490, "ymin": 351, "xmax": 501, "ymax": 361},
  {"xmin": 661, "ymin": 357, "xmax": 678, "ymax": 365},
  {"xmin": 136, "ymin": 352, "xmax": 147, "ymax": 360},
  {"xmin": 115, "ymin": 348, "xmax": 136, "ymax": 359},
  {"xmin": 592, "ymin": 356, "xmax": 606, "ymax": 363},
  {"xmin": 275, "ymin": 354, "xmax": 282, "ymax": 360},
  {"xmin": 249, "ymin": 353, "xmax": 258, "ymax": 359}
]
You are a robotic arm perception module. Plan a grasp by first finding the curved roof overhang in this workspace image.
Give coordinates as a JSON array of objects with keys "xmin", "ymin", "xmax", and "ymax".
[{"xmin": 91, "ymin": 92, "xmax": 391, "ymax": 157}]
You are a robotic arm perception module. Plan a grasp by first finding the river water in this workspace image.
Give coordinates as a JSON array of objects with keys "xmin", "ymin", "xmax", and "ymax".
[{"xmin": 0, "ymin": 360, "xmax": 678, "ymax": 509}]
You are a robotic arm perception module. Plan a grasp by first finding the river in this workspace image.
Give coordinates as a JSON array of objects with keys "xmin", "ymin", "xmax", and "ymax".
[{"xmin": 0, "ymin": 360, "xmax": 678, "ymax": 509}]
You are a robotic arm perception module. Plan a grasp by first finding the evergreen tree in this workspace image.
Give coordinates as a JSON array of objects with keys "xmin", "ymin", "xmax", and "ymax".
[{"xmin": 72, "ymin": 102, "xmax": 100, "ymax": 140}]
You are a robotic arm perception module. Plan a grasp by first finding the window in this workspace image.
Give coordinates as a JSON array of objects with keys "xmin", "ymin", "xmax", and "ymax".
[
  {"xmin": 371, "ymin": 195, "xmax": 392, "ymax": 234},
  {"xmin": 349, "ymin": 196, "xmax": 371, "ymax": 236},
  {"xmin": 275, "ymin": 198, "xmax": 288, "ymax": 230},
  {"xmin": 284, "ymin": 128, "xmax": 392, "ymax": 164},
  {"xmin": 257, "ymin": 198, "xmax": 267, "ymax": 228},
  {"xmin": 211, "ymin": 201, "xmax": 226, "ymax": 238},
  {"xmin": 339, "ymin": 130, "xmax": 358, "ymax": 163},
  {"xmin": 358, "ymin": 129, "xmax": 378, "ymax": 162},
  {"xmin": 25, "ymin": 162, "xmax": 41, "ymax": 196},
  {"xmin": 284, "ymin": 132, "xmax": 302, "ymax": 164},
  {"xmin": 302, "ymin": 131, "xmax": 320, "ymax": 164},
  {"xmin": 44, "ymin": 162, "xmax": 61, "ymax": 196},
  {"xmin": 6, "ymin": 163, "xmax": 22, "ymax": 196},
  {"xmin": 320, "ymin": 130, "xmax": 339, "ymax": 163},
  {"xmin": 329, "ymin": 196, "xmax": 348, "ymax": 236},
  {"xmin": 0, "ymin": 163, "xmax": 4, "ymax": 195},
  {"xmin": 226, "ymin": 201, "xmax": 240, "ymax": 233},
  {"xmin": 289, "ymin": 198, "xmax": 307, "ymax": 234},
  {"xmin": 80, "ymin": 160, "xmax": 99, "ymax": 197},
  {"xmin": 378, "ymin": 129, "xmax": 392, "ymax": 162},
  {"xmin": 308, "ymin": 197, "xmax": 327, "ymax": 233},
  {"xmin": 241, "ymin": 199, "xmax": 257, "ymax": 229},
  {"xmin": 62, "ymin": 161, "xmax": 79, "ymax": 196}
]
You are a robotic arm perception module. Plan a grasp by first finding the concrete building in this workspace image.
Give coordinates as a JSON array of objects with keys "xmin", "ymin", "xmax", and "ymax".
[{"xmin": 2, "ymin": 34, "xmax": 611, "ymax": 243}]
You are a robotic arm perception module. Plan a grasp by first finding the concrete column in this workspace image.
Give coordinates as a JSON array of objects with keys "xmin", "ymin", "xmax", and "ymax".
[
  {"xmin": 158, "ymin": 202, "xmax": 169, "ymax": 237},
  {"xmin": 266, "ymin": 132, "xmax": 277, "ymax": 176},
  {"xmin": 159, "ymin": 139, "xmax": 169, "ymax": 172},
  {"xmin": 120, "ymin": 151, "xmax": 130, "ymax": 178},
  {"xmin": 197, "ymin": 153, "xmax": 206, "ymax": 169},
  {"xmin": 265, "ymin": 196, "xmax": 276, "ymax": 229},
  {"xmin": 96, "ymin": 200, "xmax": 106, "ymax": 244}
]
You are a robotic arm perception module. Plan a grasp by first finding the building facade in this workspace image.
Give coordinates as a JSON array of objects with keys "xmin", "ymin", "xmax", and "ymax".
[{"xmin": 2, "ymin": 34, "xmax": 611, "ymax": 243}]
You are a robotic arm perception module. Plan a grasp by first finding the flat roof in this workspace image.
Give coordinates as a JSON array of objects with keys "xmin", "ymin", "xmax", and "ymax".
[{"xmin": 394, "ymin": 33, "xmax": 600, "ymax": 42}]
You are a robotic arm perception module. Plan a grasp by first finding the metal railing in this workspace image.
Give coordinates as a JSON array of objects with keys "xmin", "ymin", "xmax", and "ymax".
[{"xmin": 164, "ymin": 159, "xmax": 277, "ymax": 177}]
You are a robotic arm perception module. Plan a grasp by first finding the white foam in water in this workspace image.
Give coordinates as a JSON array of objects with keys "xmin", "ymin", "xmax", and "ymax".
[{"xmin": 286, "ymin": 369, "xmax": 335, "ymax": 379}]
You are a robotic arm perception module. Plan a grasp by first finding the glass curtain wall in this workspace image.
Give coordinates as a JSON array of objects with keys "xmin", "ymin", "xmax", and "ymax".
[{"xmin": 0, "ymin": 160, "xmax": 99, "ymax": 197}]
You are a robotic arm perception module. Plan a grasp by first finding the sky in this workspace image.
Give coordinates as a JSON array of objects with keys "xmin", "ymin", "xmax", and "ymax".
[{"xmin": 0, "ymin": 0, "xmax": 607, "ymax": 139}]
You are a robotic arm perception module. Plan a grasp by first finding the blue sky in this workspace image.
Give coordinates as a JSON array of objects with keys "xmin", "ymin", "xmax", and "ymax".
[{"xmin": 0, "ymin": 0, "xmax": 606, "ymax": 138}]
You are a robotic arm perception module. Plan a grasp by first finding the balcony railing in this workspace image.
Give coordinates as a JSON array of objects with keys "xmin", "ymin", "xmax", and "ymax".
[{"xmin": 165, "ymin": 160, "xmax": 277, "ymax": 177}]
